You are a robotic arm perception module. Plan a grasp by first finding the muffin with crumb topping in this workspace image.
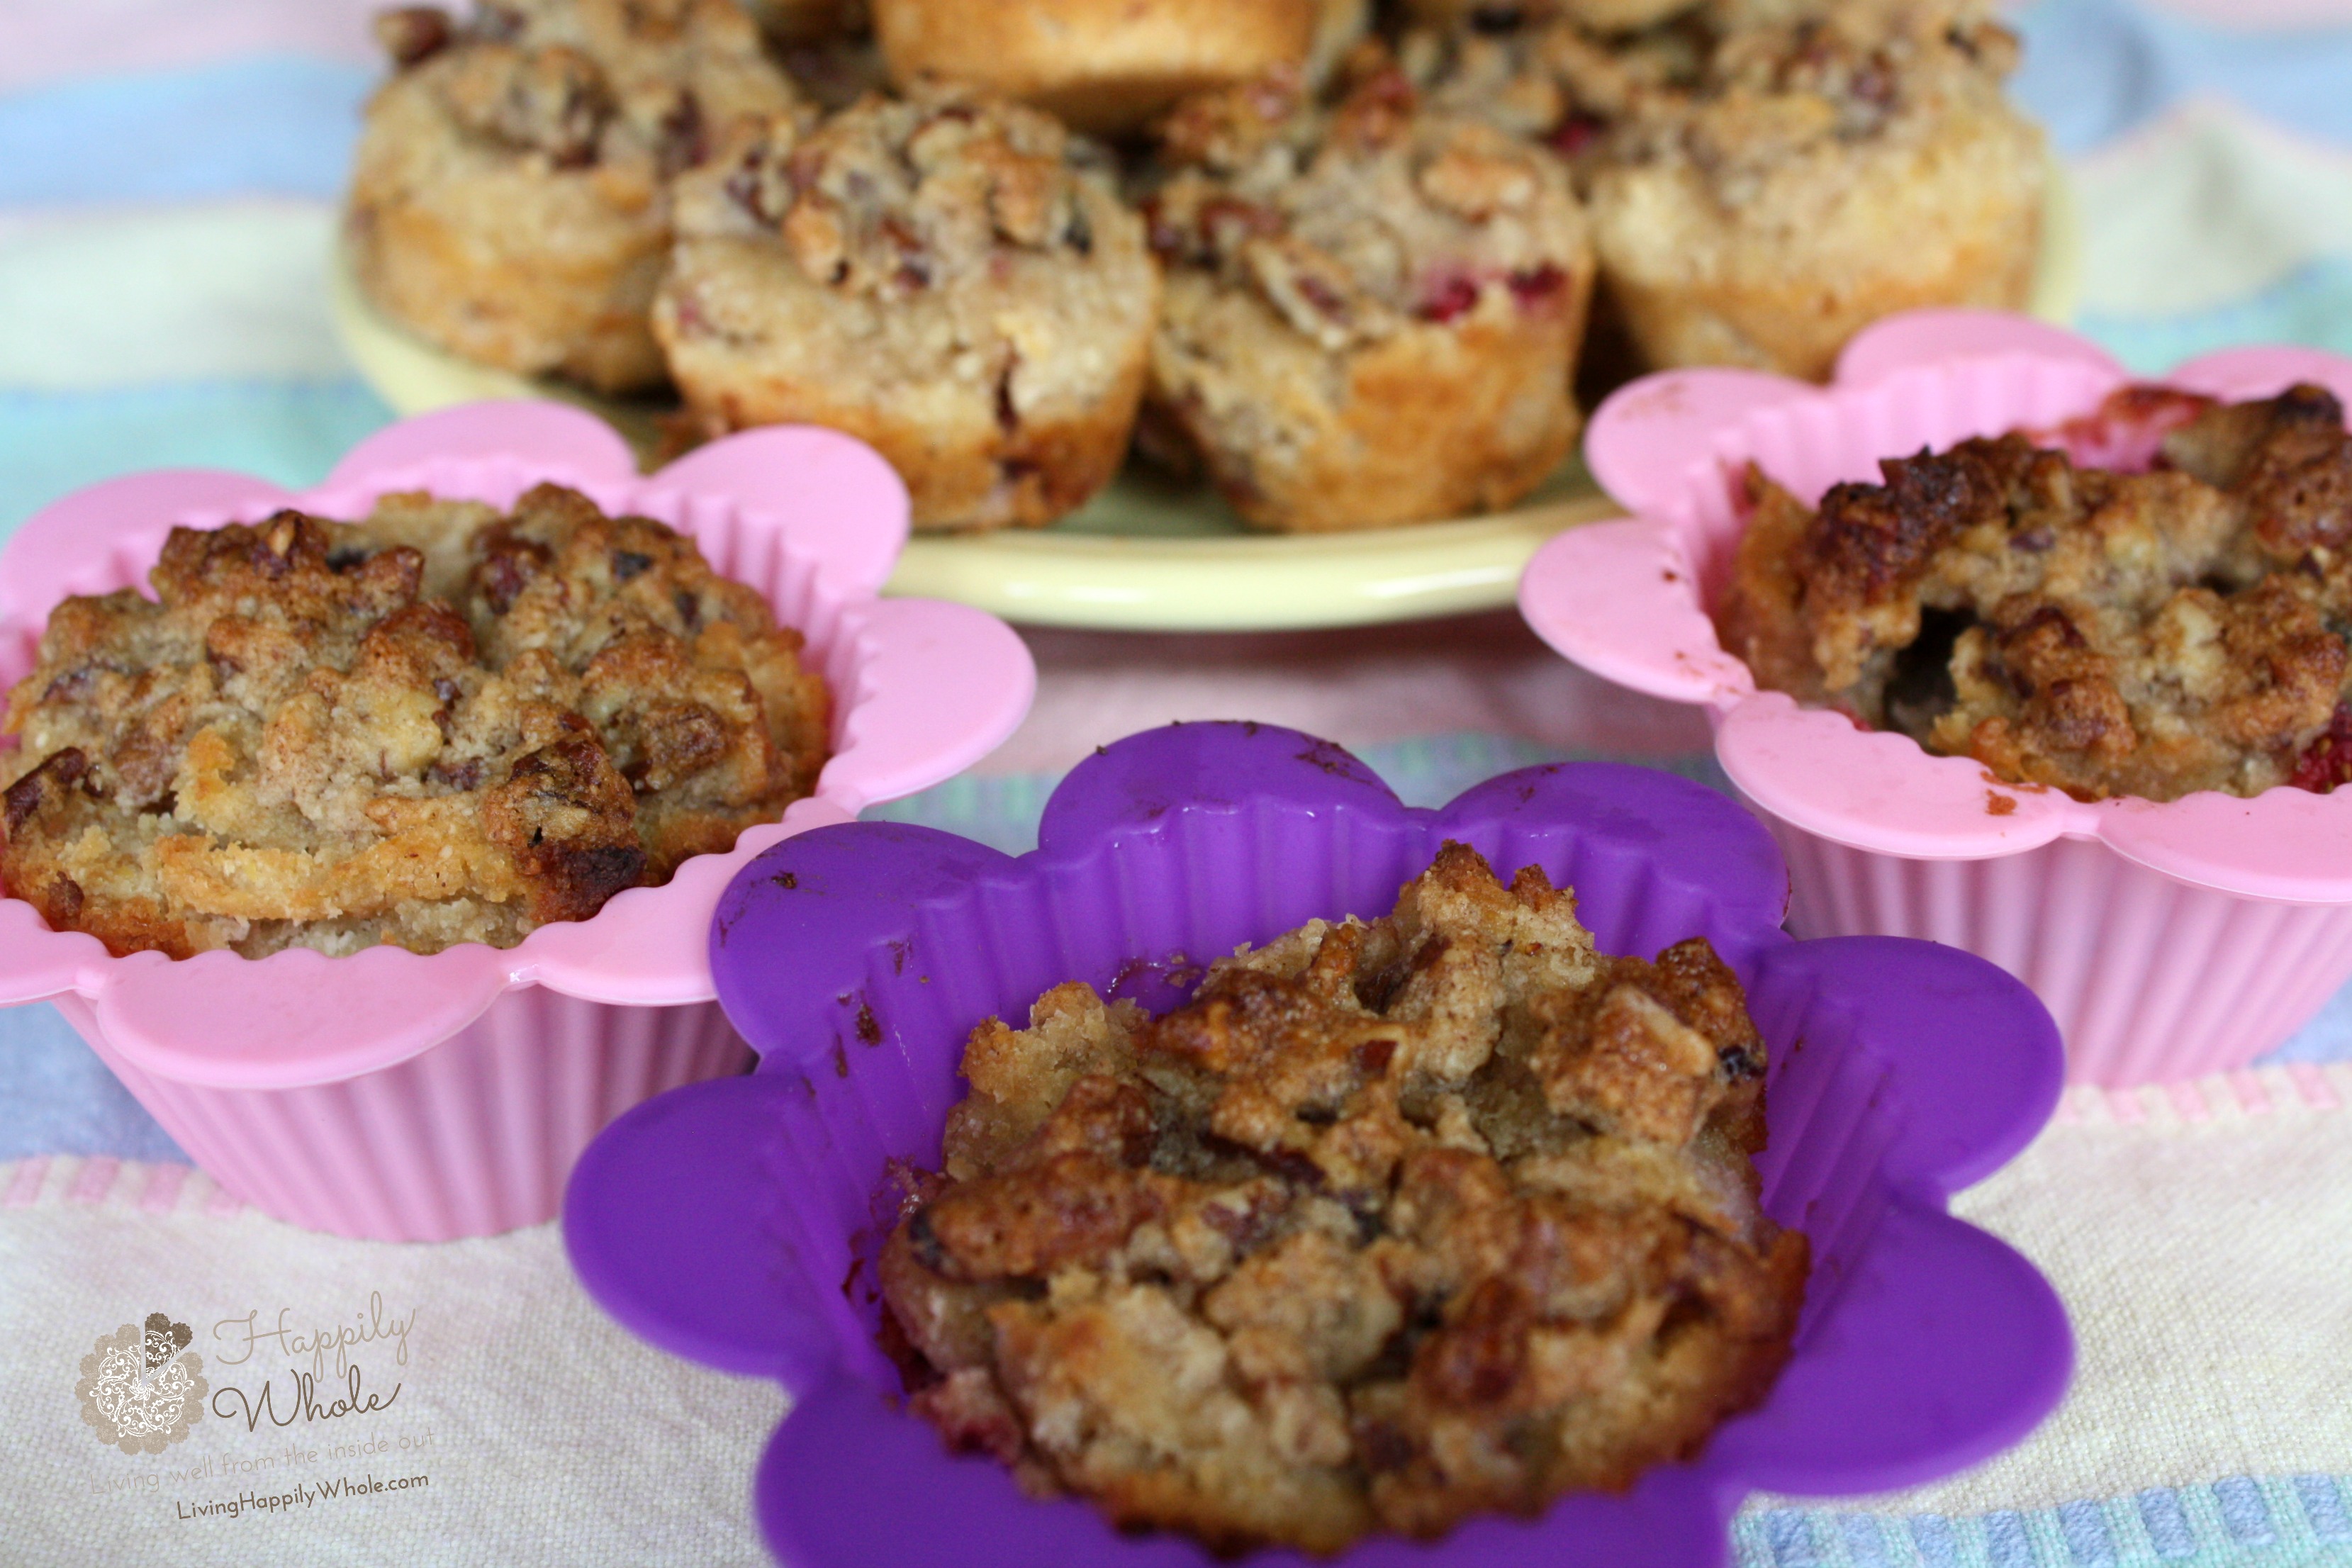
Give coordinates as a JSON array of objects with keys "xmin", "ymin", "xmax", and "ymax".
[
  {"xmin": 1589, "ymin": 1, "xmax": 2043, "ymax": 379},
  {"xmin": 0, "ymin": 483, "xmax": 828, "ymax": 958},
  {"xmin": 1142, "ymin": 64, "xmax": 1593, "ymax": 532},
  {"xmin": 347, "ymin": 0, "xmax": 801, "ymax": 393},
  {"xmin": 878, "ymin": 841, "xmax": 1806, "ymax": 1554},
  {"xmin": 1401, "ymin": 0, "xmax": 2043, "ymax": 381},
  {"xmin": 654, "ymin": 86, "xmax": 1160, "ymax": 531},
  {"xmin": 1718, "ymin": 383, "xmax": 2352, "ymax": 802}
]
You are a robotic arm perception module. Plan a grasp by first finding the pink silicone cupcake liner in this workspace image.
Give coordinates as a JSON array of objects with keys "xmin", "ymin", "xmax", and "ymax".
[
  {"xmin": 0, "ymin": 401, "xmax": 1037, "ymax": 1241},
  {"xmin": 1518, "ymin": 308, "xmax": 2352, "ymax": 1087},
  {"xmin": 565, "ymin": 721, "xmax": 2070, "ymax": 1568}
]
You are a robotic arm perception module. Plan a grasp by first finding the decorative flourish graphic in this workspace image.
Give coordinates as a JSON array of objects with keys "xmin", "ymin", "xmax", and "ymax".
[{"xmin": 77, "ymin": 1312, "xmax": 207, "ymax": 1455}]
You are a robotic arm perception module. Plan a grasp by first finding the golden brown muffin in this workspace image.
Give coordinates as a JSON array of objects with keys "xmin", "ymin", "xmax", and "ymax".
[
  {"xmin": 879, "ymin": 843, "xmax": 1807, "ymax": 1555},
  {"xmin": 870, "ymin": 0, "xmax": 1353, "ymax": 136},
  {"xmin": 1586, "ymin": 0, "xmax": 2044, "ymax": 380},
  {"xmin": 1141, "ymin": 66, "xmax": 1594, "ymax": 532},
  {"xmin": 1400, "ymin": 1, "xmax": 2042, "ymax": 381},
  {"xmin": 347, "ymin": 0, "xmax": 802, "ymax": 393},
  {"xmin": 1718, "ymin": 383, "xmax": 2352, "ymax": 802},
  {"xmin": 0, "ymin": 485, "xmax": 829, "ymax": 958},
  {"xmin": 654, "ymin": 86, "xmax": 1160, "ymax": 531}
]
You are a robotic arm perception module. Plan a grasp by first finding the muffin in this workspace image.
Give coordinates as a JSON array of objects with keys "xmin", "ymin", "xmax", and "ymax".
[
  {"xmin": 1718, "ymin": 382, "xmax": 2352, "ymax": 802},
  {"xmin": 0, "ymin": 483, "xmax": 829, "ymax": 958},
  {"xmin": 1399, "ymin": 11, "xmax": 1662, "ymax": 178},
  {"xmin": 347, "ymin": 0, "xmax": 802, "ymax": 393},
  {"xmin": 654, "ymin": 87, "xmax": 1160, "ymax": 532},
  {"xmin": 1141, "ymin": 65, "xmax": 1594, "ymax": 532},
  {"xmin": 1582, "ymin": 0, "xmax": 2044, "ymax": 380},
  {"xmin": 868, "ymin": 0, "xmax": 1362, "ymax": 136},
  {"xmin": 877, "ymin": 841, "xmax": 1806, "ymax": 1555}
]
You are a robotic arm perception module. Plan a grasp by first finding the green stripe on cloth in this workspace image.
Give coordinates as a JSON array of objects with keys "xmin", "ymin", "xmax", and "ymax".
[
  {"xmin": 0, "ymin": 377, "xmax": 396, "ymax": 534},
  {"xmin": 2081, "ymin": 256, "xmax": 2352, "ymax": 376}
]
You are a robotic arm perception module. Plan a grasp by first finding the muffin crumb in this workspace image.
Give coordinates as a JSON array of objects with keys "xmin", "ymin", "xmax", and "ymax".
[
  {"xmin": 878, "ymin": 842, "xmax": 1805, "ymax": 1555},
  {"xmin": 1719, "ymin": 383, "xmax": 2352, "ymax": 802},
  {"xmin": 0, "ymin": 484, "xmax": 829, "ymax": 958}
]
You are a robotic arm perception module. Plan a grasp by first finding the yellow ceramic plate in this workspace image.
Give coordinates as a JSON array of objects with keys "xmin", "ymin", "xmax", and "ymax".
[{"xmin": 328, "ymin": 166, "xmax": 2080, "ymax": 631}]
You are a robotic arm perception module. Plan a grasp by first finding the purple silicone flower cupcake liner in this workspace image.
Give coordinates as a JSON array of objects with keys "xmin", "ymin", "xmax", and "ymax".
[{"xmin": 565, "ymin": 722, "xmax": 2071, "ymax": 1567}]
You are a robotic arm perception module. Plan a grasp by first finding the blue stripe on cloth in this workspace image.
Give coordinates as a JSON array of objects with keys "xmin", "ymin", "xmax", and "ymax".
[
  {"xmin": 1841, "ymin": 1515, "xmax": 1893, "ymax": 1568},
  {"xmin": 2137, "ymin": 1490, "xmax": 2197, "ymax": 1560},
  {"xmin": 1912, "ymin": 1514, "xmax": 1964, "ymax": 1568},
  {"xmin": 2012, "ymin": 0, "xmax": 2352, "ymax": 155},
  {"xmin": 1765, "ymin": 1509, "xmax": 1821, "ymax": 1567},
  {"xmin": 1740, "ymin": 1482, "xmax": 2352, "ymax": 1566},
  {"xmin": 0, "ymin": 378, "xmax": 396, "ymax": 536},
  {"xmin": 2078, "ymin": 257, "xmax": 2352, "ymax": 378},
  {"xmin": 0, "ymin": 1003, "xmax": 185, "ymax": 1164},
  {"xmin": 2297, "ymin": 1477, "xmax": 2352, "ymax": 1545},
  {"xmin": 2060, "ymin": 1499, "xmax": 2117, "ymax": 1565},
  {"xmin": 1986, "ymin": 1511, "xmax": 2039, "ymax": 1568},
  {"xmin": 0, "ymin": 56, "xmax": 372, "ymax": 206},
  {"xmin": 2210, "ymin": 1479, "xmax": 2275, "ymax": 1547}
]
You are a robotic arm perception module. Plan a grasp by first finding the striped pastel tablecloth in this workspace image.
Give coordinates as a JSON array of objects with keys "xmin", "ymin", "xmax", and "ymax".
[{"xmin": 4, "ymin": 4, "xmax": 2352, "ymax": 1564}]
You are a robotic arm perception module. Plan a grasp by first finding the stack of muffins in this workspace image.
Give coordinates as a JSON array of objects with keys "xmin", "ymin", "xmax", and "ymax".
[{"xmin": 347, "ymin": 0, "xmax": 2046, "ymax": 533}]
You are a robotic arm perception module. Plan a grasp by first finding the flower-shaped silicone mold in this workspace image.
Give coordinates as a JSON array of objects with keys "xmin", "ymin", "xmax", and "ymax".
[
  {"xmin": 1521, "ymin": 309, "xmax": 2352, "ymax": 1085},
  {"xmin": 566, "ymin": 721, "xmax": 2068, "ymax": 1568},
  {"xmin": 0, "ymin": 401, "xmax": 1036, "ymax": 1241}
]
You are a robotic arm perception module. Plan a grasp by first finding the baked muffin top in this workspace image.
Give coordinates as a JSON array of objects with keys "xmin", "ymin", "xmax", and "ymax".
[
  {"xmin": 1402, "ymin": 0, "xmax": 2024, "ymax": 206},
  {"xmin": 1143, "ymin": 61, "xmax": 1591, "ymax": 349},
  {"xmin": 1618, "ymin": 1, "xmax": 2024, "ymax": 208},
  {"xmin": 371, "ymin": 0, "xmax": 800, "ymax": 181},
  {"xmin": 671, "ymin": 84, "xmax": 1124, "ymax": 303},
  {"xmin": 0, "ymin": 484, "xmax": 829, "ymax": 959},
  {"xmin": 1719, "ymin": 383, "xmax": 2352, "ymax": 802},
  {"xmin": 878, "ymin": 843, "xmax": 1805, "ymax": 1555}
]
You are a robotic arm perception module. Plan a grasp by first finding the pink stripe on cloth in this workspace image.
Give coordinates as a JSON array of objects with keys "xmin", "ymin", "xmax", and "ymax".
[
  {"xmin": 0, "ymin": 1159, "xmax": 237, "ymax": 1215},
  {"xmin": 0, "ymin": 0, "xmax": 376, "ymax": 93},
  {"xmin": 67, "ymin": 1156, "xmax": 121, "ymax": 1203},
  {"xmin": 4, "ymin": 1158, "xmax": 50, "ymax": 1207},
  {"xmin": 138, "ymin": 1163, "xmax": 191, "ymax": 1212},
  {"xmin": 2288, "ymin": 1063, "xmax": 2343, "ymax": 1110}
]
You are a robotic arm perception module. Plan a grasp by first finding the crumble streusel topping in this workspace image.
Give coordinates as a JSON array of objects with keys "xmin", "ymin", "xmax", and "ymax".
[
  {"xmin": 1145, "ymin": 62, "xmax": 1588, "ymax": 345},
  {"xmin": 379, "ymin": 0, "xmax": 796, "ymax": 177},
  {"xmin": 1719, "ymin": 383, "xmax": 2352, "ymax": 801},
  {"xmin": 878, "ymin": 843, "xmax": 1805, "ymax": 1555},
  {"xmin": 1, "ymin": 483, "xmax": 829, "ymax": 958},
  {"xmin": 1404, "ymin": 0, "xmax": 2023, "ymax": 207}
]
